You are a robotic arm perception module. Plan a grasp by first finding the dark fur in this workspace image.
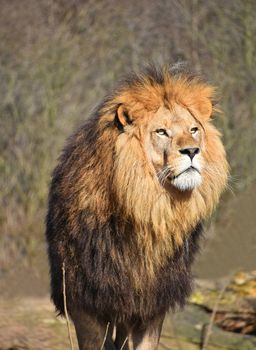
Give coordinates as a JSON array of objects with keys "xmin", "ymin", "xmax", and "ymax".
[{"xmin": 47, "ymin": 203, "xmax": 202, "ymax": 323}]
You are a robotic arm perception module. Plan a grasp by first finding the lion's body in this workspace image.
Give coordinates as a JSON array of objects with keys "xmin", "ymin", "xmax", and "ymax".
[{"xmin": 46, "ymin": 66, "xmax": 228, "ymax": 349}]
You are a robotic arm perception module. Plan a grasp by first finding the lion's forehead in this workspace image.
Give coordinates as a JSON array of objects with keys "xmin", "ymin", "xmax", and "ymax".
[{"xmin": 144, "ymin": 104, "xmax": 197, "ymax": 130}]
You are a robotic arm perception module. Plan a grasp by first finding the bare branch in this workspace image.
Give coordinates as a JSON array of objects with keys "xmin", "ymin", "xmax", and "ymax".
[
  {"xmin": 120, "ymin": 336, "xmax": 128, "ymax": 350},
  {"xmin": 201, "ymin": 274, "xmax": 234, "ymax": 350},
  {"xmin": 62, "ymin": 262, "xmax": 75, "ymax": 350},
  {"xmin": 100, "ymin": 322, "xmax": 110, "ymax": 350}
]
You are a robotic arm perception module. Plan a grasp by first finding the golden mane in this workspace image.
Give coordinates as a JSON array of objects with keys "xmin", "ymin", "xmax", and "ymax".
[{"xmin": 75, "ymin": 66, "xmax": 229, "ymax": 280}]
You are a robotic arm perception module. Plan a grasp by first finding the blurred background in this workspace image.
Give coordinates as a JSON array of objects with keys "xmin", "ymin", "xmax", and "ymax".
[{"xmin": 0, "ymin": 0, "xmax": 256, "ymax": 349}]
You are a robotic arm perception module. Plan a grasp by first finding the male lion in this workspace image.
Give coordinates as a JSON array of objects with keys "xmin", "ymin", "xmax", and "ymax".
[{"xmin": 46, "ymin": 65, "xmax": 228, "ymax": 350}]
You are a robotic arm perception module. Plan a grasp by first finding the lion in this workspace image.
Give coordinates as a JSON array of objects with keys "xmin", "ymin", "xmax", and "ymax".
[{"xmin": 46, "ymin": 65, "xmax": 228, "ymax": 350}]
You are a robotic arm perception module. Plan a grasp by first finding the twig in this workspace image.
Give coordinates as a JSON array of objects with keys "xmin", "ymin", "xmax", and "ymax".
[
  {"xmin": 62, "ymin": 262, "xmax": 75, "ymax": 350},
  {"xmin": 100, "ymin": 322, "xmax": 110, "ymax": 350},
  {"xmin": 169, "ymin": 316, "xmax": 184, "ymax": 350},
  {"xmin": 200, "ymin": 274, "xmax": 233, "ymax": 350},
  {"xmin": 119, "ymin": 336, "xmax": 128, "ymax": 350}
]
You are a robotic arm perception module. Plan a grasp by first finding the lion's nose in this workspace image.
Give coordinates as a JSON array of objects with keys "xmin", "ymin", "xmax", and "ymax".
[{"xmin": 179, "ymin": 147, "xmax": 200, "ymax": 160}]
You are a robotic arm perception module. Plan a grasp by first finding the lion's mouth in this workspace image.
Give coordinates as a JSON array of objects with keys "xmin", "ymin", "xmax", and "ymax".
[
  {"xmin": 168, "ymin": 166, "xmax": 202, "ymax": 191},
  {"xmin": 168, "ymin": 165, "xmax": 201, "ymax": 180},
  {"xmin": 171, "ymin": 166, "xmax": 200, "ymax": 180}
]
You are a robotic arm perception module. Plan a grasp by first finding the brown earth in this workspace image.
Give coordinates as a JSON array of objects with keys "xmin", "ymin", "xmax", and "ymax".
[{"xmin": 1, "ymin": 272, "xmax": 256, "ymax": 350}]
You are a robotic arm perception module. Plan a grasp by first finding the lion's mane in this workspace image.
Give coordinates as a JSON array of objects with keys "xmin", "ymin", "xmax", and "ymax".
[{"xmin": 46, "ymin": 66, "xmax": 228, "ymax": 323}]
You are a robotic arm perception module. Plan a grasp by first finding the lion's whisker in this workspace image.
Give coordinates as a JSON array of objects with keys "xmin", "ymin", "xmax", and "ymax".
[
  {"xmin": 204, "ymin": 165, "xmax": 235, "ymax": 195},
  {"xmin": 157, "ymin": 167, "xmax": 173, "ymax": 186}
]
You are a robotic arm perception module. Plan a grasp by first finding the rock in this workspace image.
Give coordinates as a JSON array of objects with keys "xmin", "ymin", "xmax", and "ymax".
[
  {"xmin": 161, "ymin": 304, "xmax": 256, "ymax": 350},
  {"xmin": 160, "ymin": 272, "xmax": 256, "ymax": 350}
]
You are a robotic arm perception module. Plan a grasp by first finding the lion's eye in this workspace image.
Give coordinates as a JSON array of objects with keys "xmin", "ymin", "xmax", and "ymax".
[
  {"xmin": 190, "ymin": 127, "xmax": 199, "ymax": 134},
  {"xmin": 156, "ymin": 129, "xmax": 168, "ymax": 136}
]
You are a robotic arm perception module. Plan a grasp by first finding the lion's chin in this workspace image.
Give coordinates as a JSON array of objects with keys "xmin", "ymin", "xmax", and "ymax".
[{"xmin": 171, "ymin": 169, "xmax": 202, "ymax": 191}]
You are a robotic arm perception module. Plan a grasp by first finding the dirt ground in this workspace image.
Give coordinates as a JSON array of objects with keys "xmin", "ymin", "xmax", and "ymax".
[
  {"xmin": 1, "ymin": 294, "xmax": 256, "ymax": 350},
  {"xmin": 1, "ymin": 272, "xmax": 256, "ymax": 350},
  {"xmin": 0, "ymin": 296, "xmax": 183, "ymax": 350},
  {"xmin": 0, "ymin": 297, "xmax": 76, "ymax": 350}
]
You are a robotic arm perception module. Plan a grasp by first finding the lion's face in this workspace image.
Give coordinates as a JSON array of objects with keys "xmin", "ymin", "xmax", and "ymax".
[
  {"xmin": 113, "ymin": 70, "xmax": 228, "ymax": 196},
  {"xmin": 144, "ymin": 104, "xmax": 205, "ymax": 191}
]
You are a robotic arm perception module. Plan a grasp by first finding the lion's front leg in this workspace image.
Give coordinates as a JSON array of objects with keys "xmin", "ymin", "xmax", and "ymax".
[
  {"xmin": 115, "ymin": 314, "xmax": 165, "ymax": 350},
  {"xmin": 70, "ymin": 308, "xmax": 116, "ymax": 350}
]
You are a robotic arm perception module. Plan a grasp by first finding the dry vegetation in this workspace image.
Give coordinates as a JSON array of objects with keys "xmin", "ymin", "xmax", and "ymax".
[{"xmin": 1, "ymin": 0, "xmax": 256, "ymax": 275}]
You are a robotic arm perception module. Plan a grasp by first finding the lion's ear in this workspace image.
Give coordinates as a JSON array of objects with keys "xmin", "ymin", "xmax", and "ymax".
[
  {"xmin": 189, "ymin": 85, "xmax": 215, "ymax": 121},
  {"xmin": 115, "ymin": 105, "xmax": 133, "ymax": 129},
  {"xmin": 195, "ymin": 98, "xmax": 213, "ymax": 121}
]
